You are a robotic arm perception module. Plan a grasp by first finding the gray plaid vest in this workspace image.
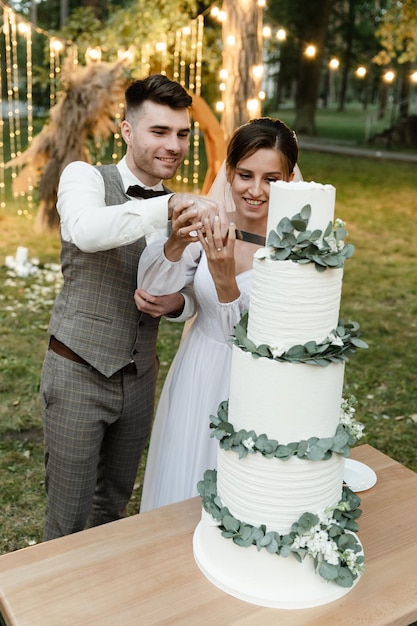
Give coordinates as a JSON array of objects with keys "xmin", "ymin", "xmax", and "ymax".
[{"xmin": 48, "ymin": 165, "xmax": 161, "ymax": 377}]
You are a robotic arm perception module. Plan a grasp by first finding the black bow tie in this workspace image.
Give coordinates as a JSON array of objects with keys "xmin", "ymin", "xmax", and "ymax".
[{"xmin": 126, "ymin": 185, "xmax": 168, "ymax": 199}]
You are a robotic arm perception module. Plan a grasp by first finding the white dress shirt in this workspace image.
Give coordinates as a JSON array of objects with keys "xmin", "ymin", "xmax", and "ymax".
[
  {"xmin": 56, "ymin": 157, "xmax": 195, "ymax": 321},
  {"xmin": 57, "ymin": 157, "xmax": 172, "ymax": 252}
]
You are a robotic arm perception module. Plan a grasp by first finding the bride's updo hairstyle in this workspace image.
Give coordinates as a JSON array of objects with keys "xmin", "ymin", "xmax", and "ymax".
[{"xmin": 226, "ymin": 117, "xmax": 298, "ymax": 182}]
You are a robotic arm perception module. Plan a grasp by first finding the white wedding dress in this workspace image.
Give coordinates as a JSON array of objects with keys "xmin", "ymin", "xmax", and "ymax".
[
  {"xmin": 139, "ymin": 161, "xmax": 302, "ymax": 512},
  {"xmin": 139, "ymin": 244, "xmax": 251, "ymax": 512}
]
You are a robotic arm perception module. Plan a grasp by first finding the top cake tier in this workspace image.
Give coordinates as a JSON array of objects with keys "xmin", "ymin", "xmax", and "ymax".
[
  {"xmin": 266, "ymin": 180, "xmax": 336, "ymax": 237},
  {"xmin": 247, "ymin": 180, "xmax": 342, "ymax": 350}
]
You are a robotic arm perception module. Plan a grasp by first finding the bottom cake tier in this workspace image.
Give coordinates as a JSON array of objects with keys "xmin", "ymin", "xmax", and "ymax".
[{"xmin": 194, "ymin": 508, "xmax": 363, "ymax": 610}]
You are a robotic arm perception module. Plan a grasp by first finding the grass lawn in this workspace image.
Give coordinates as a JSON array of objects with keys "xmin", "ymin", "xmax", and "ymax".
[
  {"xmin": 1, "ymin": 145, "xmax": 417, "ymax": 555},
  {"xmin": 270, "ymin": 101, "xmax": 408, "ymax": 148}
]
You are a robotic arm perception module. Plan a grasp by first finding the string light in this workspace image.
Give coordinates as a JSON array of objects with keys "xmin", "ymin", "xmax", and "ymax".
[
  {"xmin": 0, "ymin": 1, "xmax": 66, "ymax": 212},
  {"xmin": 173, "ymin": 16, "xmax": 204, "ymax": 190},
  {"xmin": 18, "ymin": 20, "xmax": 33, "ymax": 213},
  {"xmin": 155, "ymin": 40, "xmax": 167, "ymax": 74},
  {"xmin": 383, "ymin": 70, "xmax": 395, "ymax": 83},
  {"xmin": 0, "ymin": 52, "xmax": 5, "ymax": 209},
  {"xmin": 356, "ymin": 66, "xmax": 367, "ymax": 78},
  {"xmin": 329, "ymin": 57, "xmax": 340, "ymax": 70},
  {"xmin": 141, "ymin": 43, "xmax": 152, "ymax": 78},
  {"xmin": 50, "ymin": 39, "xmax": 65, "ymax": 109},
  {"xmin": 3, "ymin": 7, "xmax": 18, "ymax": 193},
  {"xmin": 247, "ymin": 98, "xmax": 259, "ymax": 114},
  {"xmin": 117, "ymin": 48, "xmax": 135, "ymax": 64},
  {"xmin": 251, "ymin": 65, "xmax": 264, "ymax": 80},
  {"xmin": 305, "ymin": 44, "xmax": 317, "ymax": 58},
  {"xmin": 112, "ymin": 100, "xmax": 125, "ymax": 163},
  {"xmin": 10, "ymin": 10, "xmax": 22, "ymax": 165},
  {"xmin": 85, "ymin": 47, "xmax": 101, "ymax": 63}
]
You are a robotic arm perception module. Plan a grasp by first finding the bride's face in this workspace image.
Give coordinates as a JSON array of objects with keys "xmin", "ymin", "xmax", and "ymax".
[{"xmin": 230, "ymin": 148, "xmax": 293, "ymax": 230}]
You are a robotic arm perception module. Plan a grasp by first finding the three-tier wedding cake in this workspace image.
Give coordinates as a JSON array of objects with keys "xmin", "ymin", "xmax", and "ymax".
[{"xmin": 193, "ymin": 180, "xmax": 366, "ymax": 609}]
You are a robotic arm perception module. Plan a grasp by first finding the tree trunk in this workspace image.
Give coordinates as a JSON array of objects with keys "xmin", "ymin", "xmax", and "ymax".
[
  {"xmin": 294, "ymin": 0, "xmax": 334, "ymax": 136},
  {"xmin": 60, "ymin": 0, "xmax": 69, "ymax": 28},
  {"xmin": 221, "ymin": 0, "xmax": 263, "ymax": 143},
  {"xmin": 398, "ymin": 60, "xmax": 411, "ymax": 120},
  {"xmin": 338, "ymin": 0, "xmax": 356, "ymax": 112}
]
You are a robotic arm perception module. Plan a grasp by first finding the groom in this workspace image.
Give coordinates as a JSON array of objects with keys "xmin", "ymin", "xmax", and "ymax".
[{"xmin": 41, "ymin": 74, "xmax": 226, "ymax": 540}]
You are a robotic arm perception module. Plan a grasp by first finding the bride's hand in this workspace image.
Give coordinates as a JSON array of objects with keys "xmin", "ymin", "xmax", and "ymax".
[{"xmin": 198, "ymin": 217, "xmax": 240, "ymax": 303}]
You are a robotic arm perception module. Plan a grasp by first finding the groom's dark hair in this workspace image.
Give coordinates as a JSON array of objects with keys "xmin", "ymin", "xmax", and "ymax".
[{"xmin": 125, "ymin": 74, "xmax": 192, "ymax": 120}]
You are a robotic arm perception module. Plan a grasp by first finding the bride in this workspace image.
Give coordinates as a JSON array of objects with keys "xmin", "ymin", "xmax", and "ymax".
[{"xmin": 135, "ymin": 117, "xmax": 301, "ymax": 512}]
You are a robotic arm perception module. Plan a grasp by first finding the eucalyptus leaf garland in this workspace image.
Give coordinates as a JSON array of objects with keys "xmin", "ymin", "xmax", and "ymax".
[
  {"xmin": 210, "ymin": 399, "xmax": 363, "ymax": 460},
  {"xmin": 233, "ymin": 313, "xmax": 368, "ymax": 367},
  {"xmin": 265, "ymin": 204, "xmax": 355, "ymax": 272},
  {"xmin": 198, "ymin": 470, "xmax": 364, "ymax": 587}
]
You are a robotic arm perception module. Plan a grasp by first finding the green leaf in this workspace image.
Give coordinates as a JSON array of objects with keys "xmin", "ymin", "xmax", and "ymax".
[
  {"xmin": 223, "ymin": 515, "xmax": 240, "ymax": 532},
  {"xmin": 291, "ymin": 219, "xmax": 307, "ymax": 232},
  {"xmin": 317, "ymin": 561, "xmax": 339, "ymax": 581},
  {"xmin": 334, "ymin": 567, "xmax": 355, "ymax": 587},
  {"xmin": 257, "ymin": 344, "xmax": 272, "ymax": 357},
  {"xmin": 267, "ymin": 230, "xmax": 283, "ymax": 248},
  {"xmin": 300, "ymin": 204, "xmax": 312, "ymax": 220}
]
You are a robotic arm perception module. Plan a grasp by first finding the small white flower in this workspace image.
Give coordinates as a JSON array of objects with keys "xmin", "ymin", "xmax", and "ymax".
[
  {"xmin": 242, "ymin": 437, "xmax": 255, "ymax": 450},
  {"xmin": 322, "ymin": 540, "xmax": 340, "ymax": 565},
  {"xmin": 328, "ymin": 332, "xmax": 344, "ymax": 347},
  {"xmin": 340, "ymin": 397, "xmax": 364, "ymax": 440},
  {"xmin": 271, "ymin": 345, "xmax": 285, "ymax": 358},
  {"xmin": 327, "ymin": 236, "xmax": 339, "ymax": 253}
]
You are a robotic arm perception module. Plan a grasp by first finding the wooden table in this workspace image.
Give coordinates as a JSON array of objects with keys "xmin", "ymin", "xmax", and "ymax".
[{"xmin": 0, "ymin": 444, "xmax": 417, "ymax": 626}]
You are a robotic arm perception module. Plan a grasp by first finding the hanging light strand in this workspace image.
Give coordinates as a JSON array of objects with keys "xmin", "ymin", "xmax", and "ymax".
[
  {"xmin": 192, "ymin": 15, "xmax": 204, "ymax": 189},
  {"xmin": 3, "ymin": 8, "xmax": 19, "ymax": 193},
  {"xmin": 0, "ymin": 53, "xmax": 5, "ymax": 209},
  {"xmin": 10, "ymin": 10, "xmax": 23, "ymax": 164},
  {"xmin": 17, "ymin": 22, "xmax": 33, "ymax": 213},
  {"xmin": 49, "ymin": 39, "xmax": 64, "ymax": 108},
  {"xmin": 173, "ymin": 30, "xmax": 181, "ymax": 83}
]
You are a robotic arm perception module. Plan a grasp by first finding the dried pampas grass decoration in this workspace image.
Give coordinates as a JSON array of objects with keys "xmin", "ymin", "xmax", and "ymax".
[{"xmin": 7, "ymin": 59, "xmax": 129, "ymax": 230}]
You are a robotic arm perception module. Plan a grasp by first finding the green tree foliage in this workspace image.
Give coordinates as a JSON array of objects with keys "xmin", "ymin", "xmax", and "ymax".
[
  {"xmin": 374, "ymin": 0, "xmax": 417, "ymax": 65},
  {"xmin": 374, "ymin": 0, "xmax": 417, "ymax": 119}
]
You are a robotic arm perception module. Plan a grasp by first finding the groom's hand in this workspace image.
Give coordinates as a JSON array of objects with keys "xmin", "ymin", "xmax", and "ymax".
[{"xmin": 134, "ymin": 288, "xmax": 185, "ymax": 319}]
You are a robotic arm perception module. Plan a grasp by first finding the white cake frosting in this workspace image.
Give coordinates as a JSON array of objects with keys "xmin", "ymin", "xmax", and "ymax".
[
  {"xmin": 266, "ymin": 180, "xmax": 336, "ymax": 237},
  {"xmin": 193, "ymin": 181, "xmax": 363, "ymax": 609},
  {"xmin": 217, "ymin": 449, "xmax": 344, "ymax": 534},
  {"xmin": 228, "ymin": 350, "xmax": 345, "ymax": 441},
  {"xmin": 247, "ymin": 260, "xmax": 343, "ymax": 349}
]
